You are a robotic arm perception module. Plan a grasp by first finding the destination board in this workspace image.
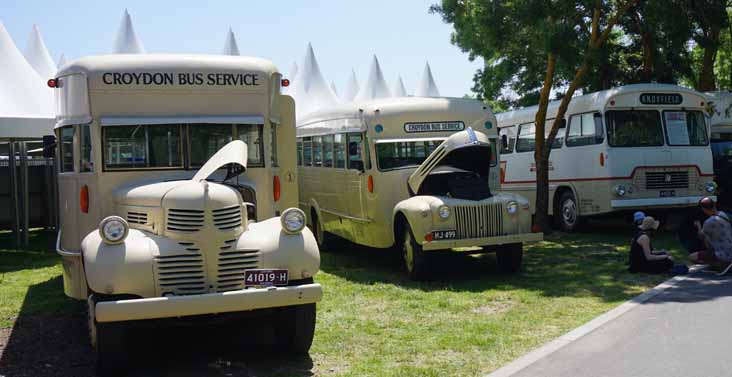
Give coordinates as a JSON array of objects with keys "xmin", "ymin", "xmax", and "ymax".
[
  {"xmin": 404, "ymin": 121, "xmax": 465, "ymax": 133},
  {"xmin": 639, "ymin": 93, "xmax": 683, "ymax": 105}
]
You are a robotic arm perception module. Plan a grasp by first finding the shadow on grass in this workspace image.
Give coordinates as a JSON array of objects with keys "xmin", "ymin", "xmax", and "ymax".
[
  {"xmin": 1, "ymin": 278, "xmax": 315, "ymax": 377},
  {"xmin": 319, "ymin": 221, "xmax": 697, "ymax": 304}
]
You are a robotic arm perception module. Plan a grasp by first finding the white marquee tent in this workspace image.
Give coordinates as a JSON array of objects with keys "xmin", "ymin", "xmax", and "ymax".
[
  {"xmin": 57, "ymin": 53, "xmax": 67, "ymax": 70},
  {"xmin": 392, "ymin": 76, "xmax": 407, "ymax": 97},
  {"xmin": 330, "ymin": 82, "xmax": 339, "ymax": 99},
  {"xmin": 415, "ymin": 62, "xmax": 440, "ymax": 97},
  {"xmin": 288, "ymin": 43, "xmax": 338, "ymax": 119},
  {"xmin": 24, "ymin": 24, "xmax": 56, "ymax": 81},
  {"xmin": 113, "ymin": 9, "xmax": 145, "ymax": 54},
  {"xmin": 222, "ymin": 28, "xmax": 240, "ymax": 56},
  {"xmin": 341, "ymin": 69, "xmax": 360, "ymax": 103},
  {"xmin": 354, "ymin": 55, "xmax": 391, "ymax": 101}
]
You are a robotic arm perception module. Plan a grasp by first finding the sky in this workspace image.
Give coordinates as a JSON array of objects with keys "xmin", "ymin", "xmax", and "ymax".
[{"xmin": 1, "ymin": 0, "xmax": 484, "ymax": 98}]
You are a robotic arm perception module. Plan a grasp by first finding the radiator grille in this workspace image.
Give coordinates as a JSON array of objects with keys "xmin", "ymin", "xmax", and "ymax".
[
  {"xmin": 154, "ymin": 251, "xmax": 207, "ymax": 296},
  {"xmin": 217, "ymin": 239, "xmax": 259, "ymax": 292},
  {"xmin": 166, "ymin": 209, "xmax": 204, "ymax": 232},
  {"xmin": 213, "ymin": 205, "xmax": 242, "ymax": 231},
  {"xmin": 126, "ymin": 211, "xmax": 147, "ymax": 225},
  {"xmin": 455, "ymin": 203, "xmax": 504, "ymax": 239},
  {"xmin": 645, "ymin": 171, "xmax": 689, "ymax": 190}
]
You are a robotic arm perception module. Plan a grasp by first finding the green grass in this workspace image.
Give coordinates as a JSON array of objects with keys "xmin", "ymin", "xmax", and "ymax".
[{"xmin": 0, "ymin": 226, "xmax": 686, "ymax": 376}]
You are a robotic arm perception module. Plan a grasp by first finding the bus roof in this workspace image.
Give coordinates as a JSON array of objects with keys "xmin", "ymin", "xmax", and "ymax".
[
  {"xmin": 496, "ymin": 84, "xmax": 706, "ymax": 128},
  {"xmin": 297, "ymin": 96, "xmax": 493, "ymax": 134}
]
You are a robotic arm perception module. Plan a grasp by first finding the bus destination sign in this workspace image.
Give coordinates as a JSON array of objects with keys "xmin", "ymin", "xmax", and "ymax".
[
  {"xmin": 404, "ymin": 121, "xmax": 465, "ymax": 133},
  {"xmin": 639, "ymin": 93, "xmax": 683, "ymax": 105}
]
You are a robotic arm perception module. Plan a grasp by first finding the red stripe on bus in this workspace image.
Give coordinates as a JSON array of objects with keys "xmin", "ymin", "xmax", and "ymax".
[{"xmin": 500, "ymin": 164, "xmax": 714, "ymax": 185}]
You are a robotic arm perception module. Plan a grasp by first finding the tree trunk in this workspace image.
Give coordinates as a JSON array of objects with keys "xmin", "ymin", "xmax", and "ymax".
[
  {"xmin": 533, "ymin": 53, "xmax": 556, "ymax": 232},
  {"xmin": 698, "ymin": 27, "xmax": 721, "ymax": 92}
]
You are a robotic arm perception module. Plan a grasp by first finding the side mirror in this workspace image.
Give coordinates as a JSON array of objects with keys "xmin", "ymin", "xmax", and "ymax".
[
  {"xmin": 42, "ymin": 135, "xmax": 56, "ymax": 158},
  {"xmin": 500, "ymin": 134, "xmax": 509, "ymax": 150}
]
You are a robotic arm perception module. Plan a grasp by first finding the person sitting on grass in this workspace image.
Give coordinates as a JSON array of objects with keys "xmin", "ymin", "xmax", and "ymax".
[
  {"xmin": 628, "ymin": 216, "xmax": 674, "ymax": 274},
  {"xmin": 689, "ymin": 197, "xmax": 732, "ymax": 268}
]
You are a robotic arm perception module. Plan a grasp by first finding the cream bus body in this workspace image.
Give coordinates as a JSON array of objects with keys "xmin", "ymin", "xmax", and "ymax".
[
  {"xmin": 296, "ymin": 97, "xmax": 541, "ymax": 280},
  {"xmin": 496, "ymin": 84, "xmax": 716, "ymax": 230},
  {"xmin": 51, "ymin": 54, "xmax": 321, "ymax": 372}
]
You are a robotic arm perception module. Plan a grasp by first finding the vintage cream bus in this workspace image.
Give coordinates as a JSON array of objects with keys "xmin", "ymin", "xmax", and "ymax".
[
  {"xmin": 49, "ymin": 54, "xmax": 322, "ymax": 373},
  {"xmin": 707, "ymin": 91, "xmax": 732, "ymax": 204},
  {"xmin": 296, "ymin": 97, "xmax": 542, "ymax": 280},
  {"xmin": 497, "ymin": 84, "xmax": 717, "ymax": 231}
]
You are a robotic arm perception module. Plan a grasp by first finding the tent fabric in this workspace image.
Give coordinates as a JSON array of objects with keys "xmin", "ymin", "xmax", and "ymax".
[
  {"xmin": 392, "ymin": 76, "xmax": 407, "ymax": 97},
  {"xmin": 289, "ymin": 61, "xmax": 299, "ymax": 81},
  {"xmin": 222, "ymin": 28, "xmax": 240, "ymax": 56},
  {"xmin": 415, "ymin": 62, "xmax": 440, "ymax": 97},
  {"xmin": 341, "ymin": 69, "xmax": 359, "ymax": 103},
  {"xmin": 354, "ymin": 55, "xmax": 391, "ymax": 101},
  {"xmin": 113, "ymin": 9, "xmax": 146, "ymax": 54},
  {"xmin": 331, "ymin": 81, "xmax": 339, "ymax": 99},
  {"xmin": 288, "ymin": 43, "xmax": 338, "ymax": 119},
  {"xmin": 24, "ymin": 24, "xmax": 56, "ymax": 80},
  {"xmin": 57, "ymin": 53, "xmax": 67, "ymax": 69}
]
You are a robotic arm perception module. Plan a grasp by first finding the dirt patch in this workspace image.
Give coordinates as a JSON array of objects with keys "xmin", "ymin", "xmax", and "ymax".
[{"xmin": 472, "ymin": 300, "xmax": 515, "ymax": 315}]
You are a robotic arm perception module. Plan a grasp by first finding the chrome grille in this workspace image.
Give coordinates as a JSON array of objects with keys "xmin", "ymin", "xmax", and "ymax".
[
  {"xmin": 645, "ymin": 171, "xmax": 689, "ymax": 190},
  {"xmin": 213, "ymin": 205, "xmax": 242, "ymax": 231},
  {"xmin": 127, "ymin": 211, "xmax": 147, "ymax": 225},
  {"xmin": 154, "ymin": 249, "xmax": 206, "ymax": 296},
  {"xmin": 217, "ymin": 239, "xmax": 259, "ymax": 292},
  {"xmin": 166, "ymin": 209, "xmax": 204, "ymax": 232},
  {"xmin": 455, "ymin": 203, "xmax": 504, "ymax": 239}
]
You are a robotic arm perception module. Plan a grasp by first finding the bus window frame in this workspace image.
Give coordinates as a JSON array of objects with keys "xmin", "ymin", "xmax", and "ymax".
[
  {"xmin": 566, "ymin": 111, "xmax": 605, "ymax": 147},
  {"xmin": 296, "ymin": 138, "xmax": 303, "ymax": 166},
  {"xmin": 499, "ymin": 126, "xmax": 516, "ymax": 154},
  {"xmin": 346, "ymin": 133, "xmax": 366, "ymax": 172},
  {"xmin": 187, "ymin": 124, "xmax": 235, "ymax": 169},
  {"xmin": 58, "ymin": 125, "xmax": 76, "ymax": 173},
  {"xmin": 323, "ymin": 134, "xmax": 334, "ymax": 168},
  {"xmin": 334, "ymin": 133, "xmax": 346, "ymax": 169},
  {"xmin": 79, "ymin": 124, "xmax": 94, "ymax": 173},
  {"xmin": 662, "ymin": 110, "xmax": 709, "ymax": 147},
  {"xmin": 102, "ymin": 124, "xmax": 185, "ymax": 172},
  {"xmin": 302, "ymin": 136, "xmax": 313, "ymax": 167}
]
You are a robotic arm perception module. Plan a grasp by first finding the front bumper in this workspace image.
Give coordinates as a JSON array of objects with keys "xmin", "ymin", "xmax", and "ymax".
[
  {"xmin": 95, "ymin": 283, "xmax": 323, "ymax": 323},
  {"xmin": 421, "ymin": 232, "xmax": 543, "ymax": 251},
  {"xmin": 610, "ymin": 195, "xmax": 716, "ymax": 209}
]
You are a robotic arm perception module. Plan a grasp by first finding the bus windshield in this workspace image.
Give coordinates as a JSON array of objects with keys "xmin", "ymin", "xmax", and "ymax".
[
  {"xmin": 605, "ymin": 110, "xmax": 664, "ymax": 147},
  {"xmin": 376, "ymin": 139, "xmax": 444, "ymax": 170},
  {"xmin": 662, "ymin": 111, "xmax": 708, "ymax": 146}
]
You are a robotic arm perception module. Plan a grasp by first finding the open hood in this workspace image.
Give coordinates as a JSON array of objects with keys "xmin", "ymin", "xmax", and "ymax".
[
  {"xmin": 192, "ymin": 140, "xmax": 248, "ymax": 182},
  {"xmin": 408, "ymin": 128, "xmax": 492, "ymax": 195}
]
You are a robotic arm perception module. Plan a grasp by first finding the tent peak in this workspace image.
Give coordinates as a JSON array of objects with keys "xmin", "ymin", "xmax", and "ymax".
[
  {"xmin": 415, "ymin": 61, "xmax": 440, "ymax": 97},
  {"xmin": 24, "ymin": 23, "xmax": 56, "ymax": 80},
  {"xmin": 354, "ymin": 54, "xmax": 391, "ymax": 101},
  {"xmin": 222, "ymin": 28, "xmax": 240, "ymax": 56},
  {"xmin": 114, "ymin": 9, "xmax": 145, "ymax": 54},
  {"xmin": 392, "ymin": 75, "xmax": 407, "ymax": 97}
]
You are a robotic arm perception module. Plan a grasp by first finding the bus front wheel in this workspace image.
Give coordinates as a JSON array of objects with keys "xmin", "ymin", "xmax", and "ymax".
[
  {"xmin": 88, "ymin": 294, "xmax": 129, "ymax": 377},
  {"xmin": 274, "ymin": 302, "xmax": 316, "ymax": 354},
  {"xmin": 310, "ymin": 210, "xmax": 334, "ymax": 251},
  {"xmin": 402, "ymin": 224, "xmax": 431, "ymax": 281},
  {"xmin": 556, "ymin": 191, "xmax": 582, "ymax": 232}
]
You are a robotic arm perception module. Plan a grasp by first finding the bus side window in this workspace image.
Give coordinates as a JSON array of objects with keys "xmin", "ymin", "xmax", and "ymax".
[
  {"xmin": 334, "ymin": 134, "xmax": 346, "ymax": 168},
  {"xmin": 567, "ymin": 112, "xmax": 604, "ymax": 147},
  {"xmin": 323, "ymin": 135, "xmax": 334, "ymax": 168},
  {"xmin": 80, "ymin": 124, "xmax": 93, "ymax": 172},
  {"xmin": 59, "ymin": 126, "xmax": 75, "ymax": 172},
  {"xmin": 303, "ymin": 137, "xmax": 312, "ymax": 167},
  {"xmin": 313, "ymin": 136, "xmax": 323, "ymax": 167},
  {"xmin": 296, "ymin": 139, "xmax": 303, "ymax": 166},
  {"xmin": 499, "ymin": 126, "xmax": 516, "ymax": 154},
  {"xmin": 347, "ymin": 133, "xmax": 364, "ymax": 171},
  {"xmin": 515, "ymin": 123, "xmax": 535, "ymax": 153}
]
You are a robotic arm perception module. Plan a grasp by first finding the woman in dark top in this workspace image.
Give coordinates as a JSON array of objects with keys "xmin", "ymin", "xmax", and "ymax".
[{"xmin": 629, "ymin": 216, "xmax": 674, "ymax": 273}]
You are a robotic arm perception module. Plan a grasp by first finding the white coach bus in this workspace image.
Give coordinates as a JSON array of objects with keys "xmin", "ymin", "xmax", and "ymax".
[
  {"xmin": 49, "ymin": 54, "xmax": 322, "ymax": 374},
  {"xmin": 296, "ymin": 97, "xmax": 542, "ymax": 280},
  {"xmin": 497, "ymin": 84, "xmax": 717, "ymax": 231}
]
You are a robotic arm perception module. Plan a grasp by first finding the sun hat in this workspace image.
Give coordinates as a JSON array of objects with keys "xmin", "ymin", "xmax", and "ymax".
[
  {"xmin": 639, "ymin": 216, "xmax": 660, "ymax": 230},
  {"xmin": 633, "ymin": 211, "xmax": 646, "ymax": 223}
]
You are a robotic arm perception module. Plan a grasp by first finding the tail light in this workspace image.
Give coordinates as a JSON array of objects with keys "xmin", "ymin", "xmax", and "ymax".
[
  {"xmin": 273, "ymin": 175, "xmax": 281, "ymax": 202},
  {"xmin": 368, "ymin": 175, "xmax": 374, "ymax": 193},
  {"xmin": 80, "ymin": 185, "xmax": 89, "ymax": 213}
]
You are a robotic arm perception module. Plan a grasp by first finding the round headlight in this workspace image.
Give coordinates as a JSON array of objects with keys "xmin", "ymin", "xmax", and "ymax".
[
  {"xmin": 99, "ymin": 216, "xmax": 128, "ymax": 245},
  {"xmin": 705, "ymin": 181, "xmax": 718, "ymax": 193},
  {"xmin": 507, "ymin": 201, "xmax": 519, "ymax": 214},
  {"xmin": 281, "ymin": 208, "xmax": 306, "ymax": 234},
  {"xmin": 613, "ymin": 185, "xmax": 626, "ymax": 197},
  {"xmin": 438, "ymin": 205, "xmax": 450, "ymax": 219}
]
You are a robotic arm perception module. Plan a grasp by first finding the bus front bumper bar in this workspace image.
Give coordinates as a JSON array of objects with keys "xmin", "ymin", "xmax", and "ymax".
[
  {"xmin": 95, "ymin": 283, "xmax": 323, "ymax": 323},
  {"xmin": 421, "ymin": 232, "xmax": 543, "ymax": 251},
  {"xmin": 611, "ymin": 195, "xmax": 717, "ymax": 209}
]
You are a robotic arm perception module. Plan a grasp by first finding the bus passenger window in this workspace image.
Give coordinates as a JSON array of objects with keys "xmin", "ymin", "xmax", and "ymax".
[
  {"xmin": 296, "ymin": 139, "xmax": 303, "ymax": 166},
  {"xmin": 334, "ymin": 134, "xmax": 346, "ymax": 168},
  {"xmin": 567, "ymin": 113, "xmax": 604, "ymax": 147},
  {"xmin": 189, "ymin": 124, "xmax": 233, "ymax": 167},
  {"xmin": 499, "ymin": 126, "xmax": 516, "ymax": 154},
  {"xmin": 323, "ymin": 135, "xmax": 334, "ymax": 167},
  {"xmin": 302, "ymin": 137, "xmax": 312, "ymax": 166},
  {"xmin": 80, "ymin": 125, "xmax": 93, "ymax": 172},
  {"xmin": 104, "ymin": 125, "xmax": 182, "ymax": 169},
  {"xmin": 59, "ymin": 126, "xmax": 74, "ymax": 172},
  {"xmin": 237, "ymin": 124, "xmax": 264, "ymax": 167},
  {"xmin": 515, "ymin": 124, "xmax": 535, "ymax": 152},
  {"xmin": 313, "ymin": 136, "xmax": 323, "ymax": 167},
  {"xmin": 347, "ymin": 133, "xmax": 364, "ymax": 171}
]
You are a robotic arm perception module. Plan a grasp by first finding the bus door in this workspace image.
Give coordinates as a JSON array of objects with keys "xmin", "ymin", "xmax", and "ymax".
[
  {"xmin": 343, "ymin": 133, "xmax": 368, "ymax": 221},
  {"xmin": 563, "ymin": 112, "xmax": 606, "ymax": 214}
]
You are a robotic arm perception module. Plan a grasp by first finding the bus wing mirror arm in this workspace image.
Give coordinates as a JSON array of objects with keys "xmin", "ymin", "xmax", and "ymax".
[{"xmin": 500, "ymin": 134, "xmax": 509, "ymax": 150}]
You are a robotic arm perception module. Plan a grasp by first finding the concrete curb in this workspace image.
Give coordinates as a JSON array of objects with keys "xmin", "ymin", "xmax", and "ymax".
[{"xmin": 485, "ymin": 265, "xmax": 705, "ymax": 377}]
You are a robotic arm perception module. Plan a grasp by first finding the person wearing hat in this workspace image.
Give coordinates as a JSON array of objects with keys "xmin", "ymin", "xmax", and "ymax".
[
  {"xmin": 689, "ymin": 197, "xmax": 732, "ymax": 267},
  {"xmin": 628, "ymin": 216, "xmax": 674, "ymax": 273}
]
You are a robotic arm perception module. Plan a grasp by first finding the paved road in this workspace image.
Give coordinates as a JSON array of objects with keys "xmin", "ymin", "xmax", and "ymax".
[{"xmin": 511, "ymin": 272, "xmax": 732, "ymax": 377}]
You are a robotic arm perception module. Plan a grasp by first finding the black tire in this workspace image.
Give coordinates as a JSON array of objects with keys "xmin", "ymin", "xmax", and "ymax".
[
  {"xmin": 556, "ymin": 191, "xmax": 582, "ymax": 232},
  {"xmin": 496, "ymin": 243, "xmax": 523, "ymax": 274},
  {"xmin": 88, "ymin": 295, "xmax": 129, "ymax": 377},
  {"xmin": 274, "ymin": 303, "xmax": 317, "ymax": 354},
  {"xmin": 401, "ymin": 223, "xmax": 431, "ymax": 281}
]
